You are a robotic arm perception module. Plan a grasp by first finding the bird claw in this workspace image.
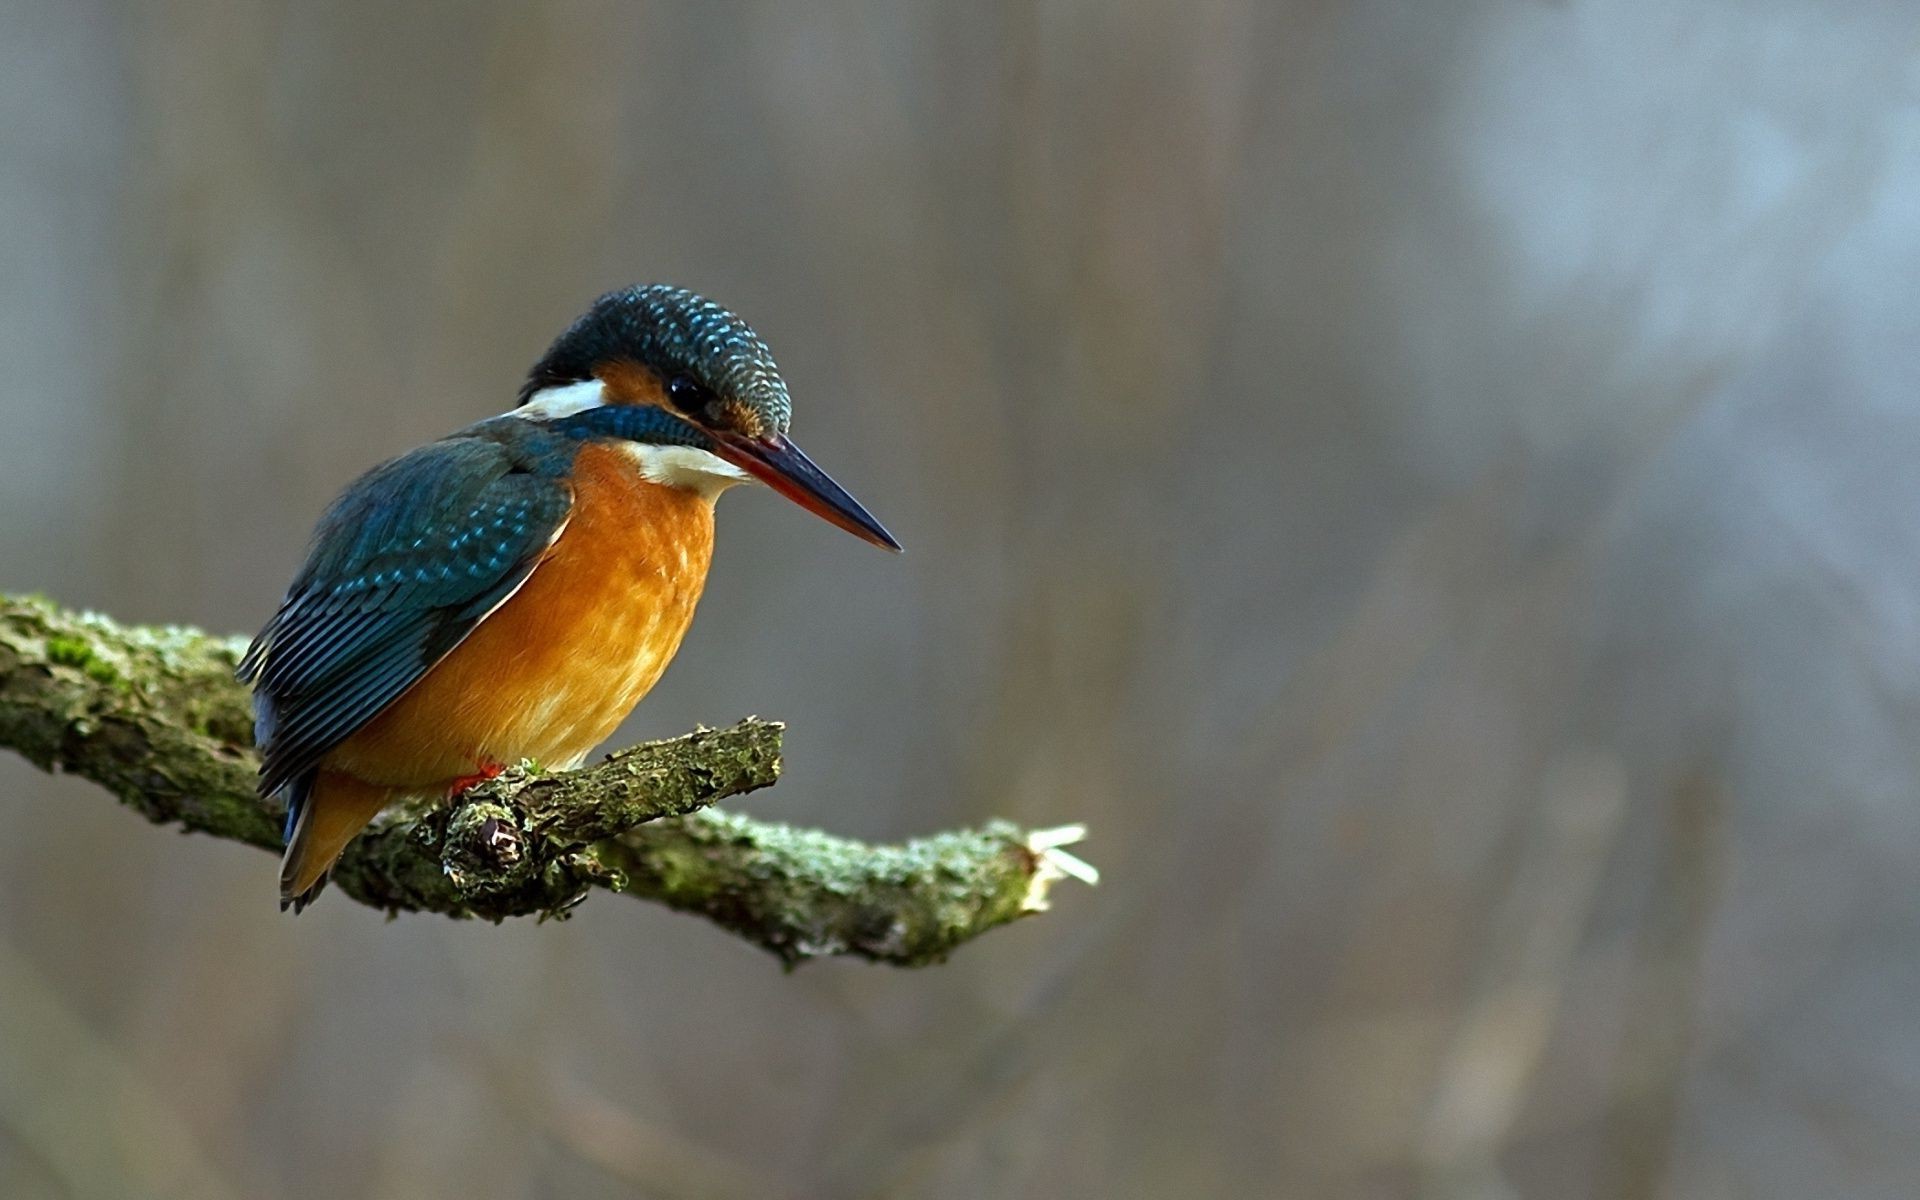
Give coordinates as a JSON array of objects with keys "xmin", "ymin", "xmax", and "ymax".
[{"xmin": 448, "ymin": 759, "xmax": 507, "ymax": 798}]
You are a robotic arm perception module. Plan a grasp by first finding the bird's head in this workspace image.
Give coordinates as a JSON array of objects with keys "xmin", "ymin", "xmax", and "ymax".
[{"xmin": 516, "ymin": 284, "xmax": 899, "ymax": 550}]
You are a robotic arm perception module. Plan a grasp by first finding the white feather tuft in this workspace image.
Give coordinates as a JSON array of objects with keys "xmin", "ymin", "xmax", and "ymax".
[{"xmin": 515, "ymin": 379, "xmax": 607, "ymax": 420}]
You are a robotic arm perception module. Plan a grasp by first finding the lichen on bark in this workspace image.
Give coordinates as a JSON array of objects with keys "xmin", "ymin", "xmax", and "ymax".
[{"xmin": 0, "ymin": 594, "xmax": 1094, "ymax": 965}]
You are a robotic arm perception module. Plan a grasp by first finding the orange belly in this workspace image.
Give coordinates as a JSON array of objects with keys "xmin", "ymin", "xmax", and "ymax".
[{"xmin": 322, "ymin": 442, "xmax": 715, "ymax": 789}]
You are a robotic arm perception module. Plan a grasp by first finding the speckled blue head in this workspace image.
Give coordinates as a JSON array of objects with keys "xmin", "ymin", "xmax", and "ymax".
[
  {"xmin": 513, "ymin": 283, "xmax": 900, "ymax": 551},
  {"xmin": 518, "ymin": 284, "xmax": 792, "ymax": 435}
]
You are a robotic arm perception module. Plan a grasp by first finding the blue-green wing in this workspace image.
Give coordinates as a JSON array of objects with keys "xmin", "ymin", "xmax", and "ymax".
[{"xmin": 238, "ymin": 436, "xmax": 572, "ymax": 801}]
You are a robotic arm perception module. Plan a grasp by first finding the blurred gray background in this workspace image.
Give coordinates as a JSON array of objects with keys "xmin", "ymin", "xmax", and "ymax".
[{"xmin": 3, "ymin": 2, "xmax": 1918, "ymax": 1197}]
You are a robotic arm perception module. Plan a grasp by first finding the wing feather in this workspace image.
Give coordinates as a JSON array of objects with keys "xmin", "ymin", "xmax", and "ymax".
[{"xmin": 241, "ymin": 435, "xmax": 573, "ymax": 798}]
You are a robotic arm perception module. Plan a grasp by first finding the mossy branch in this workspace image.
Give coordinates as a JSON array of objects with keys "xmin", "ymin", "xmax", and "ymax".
[{"xmin": 0, "ymin": 595, "xmax": 1095, "ymax": 966}]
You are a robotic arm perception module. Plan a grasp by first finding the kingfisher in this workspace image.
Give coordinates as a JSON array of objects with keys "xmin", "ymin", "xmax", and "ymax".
[{"xmin": 238, "ymin": 284, "xmax": 899, "ymax": 910}]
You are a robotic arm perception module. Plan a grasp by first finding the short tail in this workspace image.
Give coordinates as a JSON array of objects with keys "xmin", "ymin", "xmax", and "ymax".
[{"xmin": 280, "ymin": 771, "xmax": 394, "ymax": 912}]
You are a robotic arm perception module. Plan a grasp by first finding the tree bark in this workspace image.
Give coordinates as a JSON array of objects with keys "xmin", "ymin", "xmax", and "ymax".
[{"xmin": 0, "ymin": 595, "xmax": 1094, "ymax": 966}]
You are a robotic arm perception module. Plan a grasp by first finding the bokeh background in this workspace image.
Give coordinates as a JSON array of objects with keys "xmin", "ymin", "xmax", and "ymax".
[{"xmin": 3, "ymin": 2, "xmax": 1919, "ymax": 1197}]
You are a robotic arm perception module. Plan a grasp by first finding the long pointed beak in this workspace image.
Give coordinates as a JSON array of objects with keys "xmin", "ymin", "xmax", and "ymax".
[{"xmin": 713, "ymin": 433, "xmax": 902, "ymax": 551}]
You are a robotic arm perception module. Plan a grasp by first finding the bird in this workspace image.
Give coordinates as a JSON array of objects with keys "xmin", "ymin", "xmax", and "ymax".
[{"xmin": 238, "ymin": 284, "xmax": 899, "ymax": 911}]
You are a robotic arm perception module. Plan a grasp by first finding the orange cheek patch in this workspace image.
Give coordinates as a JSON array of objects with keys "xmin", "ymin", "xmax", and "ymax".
[
  {"xmin": 594, "ymin": 359, "xmax": 671, "ymax": 407},
  {"xmin": 597, "ymin": 359, "xmax": 765, "ymax": 437},
  {"xmin": 712, "ymin": 398, "xmax": 765, "ymax": 438}
]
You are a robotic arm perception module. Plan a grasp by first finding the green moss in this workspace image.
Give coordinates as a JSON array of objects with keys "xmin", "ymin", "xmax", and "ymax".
[
  {"xmin": 46, "ymin": 635, "xmax": 94, "ymax": 669},
  {"xmin": 40, "ymin": 629, "xmax": 122, "ymax": 686}
]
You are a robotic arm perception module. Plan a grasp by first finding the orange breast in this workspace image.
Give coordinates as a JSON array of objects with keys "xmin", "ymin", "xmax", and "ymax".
[{"xmin": 324, "ymin": 442, "xmax": 716, "ymax": 789}]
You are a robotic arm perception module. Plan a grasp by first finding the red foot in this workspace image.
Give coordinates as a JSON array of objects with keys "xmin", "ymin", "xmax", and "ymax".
[{"xmin": 448, "ymin": 759, "xmax": 507, "ymax": 798}]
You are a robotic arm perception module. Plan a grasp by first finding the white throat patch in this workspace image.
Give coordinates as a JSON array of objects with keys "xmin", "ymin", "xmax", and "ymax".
[{"xmin": 618, "ymin": 443, "xmax": 751, "ymax": 499}]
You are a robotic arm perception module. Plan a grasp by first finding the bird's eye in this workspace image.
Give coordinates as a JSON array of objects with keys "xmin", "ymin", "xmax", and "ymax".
[{"xmin": 666, "ymin": 373, "xmax": 707, "ymax": 415}]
